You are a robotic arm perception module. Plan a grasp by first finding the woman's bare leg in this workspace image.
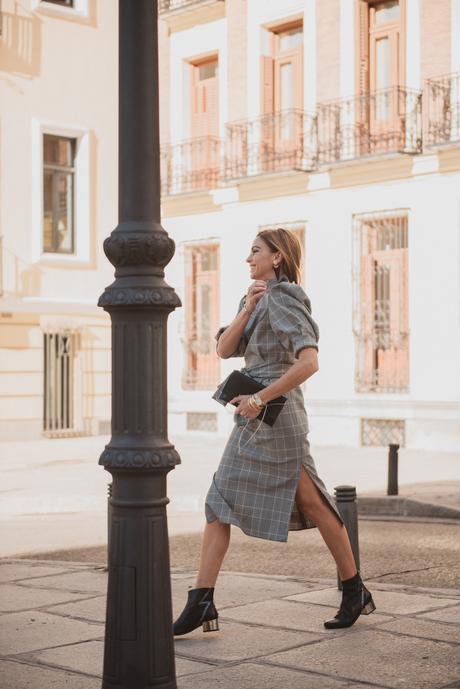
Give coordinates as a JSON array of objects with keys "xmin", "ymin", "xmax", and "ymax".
[
  {"xmin": 295, "ymin": 467, "xmax": 357, "ymax": 580},
  {"xmin": 194, "ymin": 519, "xmax": 231, "ymax": 588}
]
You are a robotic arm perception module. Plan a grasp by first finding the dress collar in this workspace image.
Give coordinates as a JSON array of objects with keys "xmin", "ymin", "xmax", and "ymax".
[{"xmin": 266, "ymin": 272, "xmax": 289, "ymax": 287}]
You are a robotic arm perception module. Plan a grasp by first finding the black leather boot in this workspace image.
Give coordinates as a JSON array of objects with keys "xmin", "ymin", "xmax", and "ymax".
[
  {"xmin": 173, "ymin": 587, "xmax": 219, "ymax": 636},
  {"xmin": 324, "ymin": 571, "xmax": 376, "ymax": 629}
]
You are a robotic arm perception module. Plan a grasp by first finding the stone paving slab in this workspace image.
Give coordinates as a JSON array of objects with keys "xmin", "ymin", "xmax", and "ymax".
[
  {"xmin": 173, "ymin": 620, "xmax": 321, "ymax": 663},
  {"xmin": 0, "ymin": 610, "xmax": 102, "ymax": 655},
  {"xmin": 176, "ymin": 661, "xmax": 388, "ymax": 689},
  {"xmin": 171, "ymin": 571, "xmax": 315, "ymax": 617},
  {"xmin": 376, "ymin": 616, "xmax": 460, "ymax": 643},
  {"xmin": 418, "ymin": 604, "xmax": 460, "ymax": 624},
  {"xmin": 44, "ymin": 595, "xmax": 106, "ymax": 623},
  {"xmin": 0, "ymin": 562, "xmax": 84, "ymax": 584},
  {"xmin": 19, "ymin": 569, "xmax": 107, "ymax": 595},
  {"xmin": 219, "ymin": 598, "xmax": 393, "ymax": 633},
  {"xmin": 264, "ymin": 628, "xmax": 460, "ymax": 689},
  {"xmin": 0, "ymin": 659, "xmax": 101, "ymax": 689},
  {"xmin": 26, "ymin": 642, "xmax": 217, "ymax": 681},
  {"xmin": 0, "ymin": 584, "xmax": 92, "ymax": 613},
  {"xmin": 286, "ymin": 586, "xmax": 460, "ymax": 615},
  {"xmin": 28, "ymin": 640, "xmax": 104, "ymax": 678},
  {"xmin": 1, "ymin": 561, "xmax": 460, "ymax": 689}
]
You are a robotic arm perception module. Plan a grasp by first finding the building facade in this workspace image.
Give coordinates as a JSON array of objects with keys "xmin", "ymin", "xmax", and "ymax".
[
  {"xmin": 0, "ymin": 0, "xmax": 117, "ymax": 439},
  {"xmin": 159, "ymin": 0, "xmax": 460, "ymax": 450},
  {"xmin": 1, "ymin": 0, "xmax": 459, "ymax": 450}
]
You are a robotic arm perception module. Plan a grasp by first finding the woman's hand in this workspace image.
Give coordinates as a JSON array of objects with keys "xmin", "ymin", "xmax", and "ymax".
[
  {"xmin": 244, "ymin": 281, "xmax": 267, "ymax": 313},
  {"xmin": 229, "ymin": 394, "xmax": 261, "ymax": 420}
]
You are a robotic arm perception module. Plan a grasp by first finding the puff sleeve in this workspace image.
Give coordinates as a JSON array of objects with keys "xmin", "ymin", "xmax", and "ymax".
[
  {"xmin": 214, "ymin": 295, "xmax": 248, "ymax": 358},
  {"xmin": 268, "ymin": 282, "xmax": 319, "ymax": 357}
]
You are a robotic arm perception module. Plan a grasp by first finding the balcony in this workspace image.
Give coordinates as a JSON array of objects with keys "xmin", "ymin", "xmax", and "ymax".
[
  {"xmin": 317, "ymin": 87, "xmax": 422, "ymax": 165},
  {"xmin": 158, "ymin": 0, "xmax": 225, "ymax": 31},
  {"xmin": 426, "ymin": 72, "xmax": 460, "ymax": 147},
  {"xmin": 223, "ymin": 110, "xmax": 318, "ymax": 182},
  {"xmin": 160, "ymin": 136, "xmax": 221, "ymax": 196}
]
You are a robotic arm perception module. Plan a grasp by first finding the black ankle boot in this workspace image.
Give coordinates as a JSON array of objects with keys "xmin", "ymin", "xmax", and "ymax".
[
  {"xmin": 173, "ymin": 587, "xmax": 219, "ymax": 636},
  {"xmin": 323, "ymin": 571, "xmax": 376, "ymax": 629}
]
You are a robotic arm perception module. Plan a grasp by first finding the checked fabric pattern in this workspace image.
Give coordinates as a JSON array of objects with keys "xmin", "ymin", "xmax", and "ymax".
[{"xmin": 205, "ymin": 275, "xmax": 344, "ymax": 542}]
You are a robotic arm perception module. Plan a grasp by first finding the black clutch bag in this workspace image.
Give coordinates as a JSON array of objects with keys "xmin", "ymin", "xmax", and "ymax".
[{"xmin": 212, "ymin": 370, "xmax": 287, "ymax": 427}]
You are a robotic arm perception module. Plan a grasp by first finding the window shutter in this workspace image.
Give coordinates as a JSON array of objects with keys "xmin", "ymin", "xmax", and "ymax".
[
  {"xmin": 260, "ymin": 55, "xmax": 274, "ymax": 115},
  {"xmin": 358, "ymin": 0, "xmax": 370, "ymax": 96},
  {"xmin": 204, "ymin": 76, "xmax": 218, "ymax": 137},
  {"xmin": 361, "ymin": 253, "xmax": 375, "ymax": 388}
]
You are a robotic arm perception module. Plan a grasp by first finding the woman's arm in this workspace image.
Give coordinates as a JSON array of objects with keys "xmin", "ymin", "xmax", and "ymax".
[
  {"xmin": 217, "ymin": 281, "xmax": 267, "ymax": 359},
  {"xmin": 258, "ymin": 347, "xmax": 319, "ymax": 404},
  {"xmin": 216, "ymin": 307, "xmax": 252, "ymax": 359}
]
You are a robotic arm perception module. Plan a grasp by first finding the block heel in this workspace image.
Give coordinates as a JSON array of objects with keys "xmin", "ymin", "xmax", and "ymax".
[
  {"xmin": 202, "ymin": 618, "xmax": 219, "ymax": 632},
  {"xmin": 362, "ymin": 597, "xmax": 376, "ymax": 615}
]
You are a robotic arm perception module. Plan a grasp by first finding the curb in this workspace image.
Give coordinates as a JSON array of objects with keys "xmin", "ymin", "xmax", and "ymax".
[{"xmin": 357, "ymin": 496, "xmax": 460, "ymax": 521}]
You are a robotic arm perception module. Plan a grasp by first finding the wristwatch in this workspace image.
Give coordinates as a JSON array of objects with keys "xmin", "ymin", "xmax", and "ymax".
[{"xmin": 252, "ymin": 393, "xmax": 265, "ymax": 408}]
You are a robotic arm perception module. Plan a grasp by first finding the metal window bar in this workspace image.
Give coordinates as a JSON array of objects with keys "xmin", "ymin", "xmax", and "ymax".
[
  {"xmin": 426, "ymin": 71, "xmax": 460, "ymax": 146},
  {"xmin": 160, "ymin": 136, "xmax": 221, "ymax": 195},
  {"xmin": 43, "ymin": 331, "xmax": 76, "ymax": 435},
  {"xmin": 352, "ymin": 210, "xmax": 409, "ymax": 393},
  {"xmin": 224, "ymin": 109, "xmax": 318, "ymax": 181},
  {"xmin": 317, "ymin": 87, "xmax": 422, "ymax": 165}
]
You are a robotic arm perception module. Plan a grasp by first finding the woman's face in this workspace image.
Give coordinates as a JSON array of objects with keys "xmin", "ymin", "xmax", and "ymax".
[{"xmin": 246, "ymin": 237, "xmax": 281, "ymax": 282}]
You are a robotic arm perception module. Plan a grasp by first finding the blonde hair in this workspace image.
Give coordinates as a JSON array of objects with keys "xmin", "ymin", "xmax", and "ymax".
[{"xmin": 256, "ymin": 228, "xmax": 302, "ymax": 284}]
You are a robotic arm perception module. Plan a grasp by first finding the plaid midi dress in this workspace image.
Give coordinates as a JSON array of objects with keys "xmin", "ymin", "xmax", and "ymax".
[{"xmin": 205, "ymin": 274, "xmax": 345, "ymax": 542}]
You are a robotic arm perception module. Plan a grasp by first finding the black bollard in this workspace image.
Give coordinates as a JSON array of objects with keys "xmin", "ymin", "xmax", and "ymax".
[
  {"xmin": 387, "ymin": 444, "xmax": 399, "ymax": 495},
  {"xmin": 334, "ymin": 485, "xmax": 360, "ymax": 591}
]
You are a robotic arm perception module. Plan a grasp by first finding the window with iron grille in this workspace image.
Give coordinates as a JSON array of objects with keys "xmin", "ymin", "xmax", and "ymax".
[
  {"xmin": 353, "ymin": 210, "xmax": 409, "ymax": 392},
  {"xmin": 186, "ymin": 412, "xmax": 218, "ymax": 432},
  {"xmin": 43, "ymin": 331, "xmax": 77, "ymax": 434},
  {"xmin": 361, "ymin": 418, "xmax": 405, "ymax": 447},
  {"xmin": 183, "ymin": 243, "xmax": 220, "ymax": 390},
  {"xmin": 43, "ymin": 134, "xmax": 75, "ymax": 254}
]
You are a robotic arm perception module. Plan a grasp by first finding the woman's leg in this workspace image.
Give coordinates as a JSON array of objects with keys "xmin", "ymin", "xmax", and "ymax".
[
  {"xmin": 194, "ymin": 518, "xmax": 231, "ymax": 588},
  {"xmin": 295, "ymin": 466, "xmax": 357, "ymax": 580}
]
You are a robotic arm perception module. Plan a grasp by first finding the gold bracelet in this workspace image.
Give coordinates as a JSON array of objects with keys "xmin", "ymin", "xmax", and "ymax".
[
  {"xmin": 248, "ymin": 395, "xmax": 263, "ymax": 411},
  {"xmin": 247, "ymin": 395, "xmax": 258, "ymax": 410}
]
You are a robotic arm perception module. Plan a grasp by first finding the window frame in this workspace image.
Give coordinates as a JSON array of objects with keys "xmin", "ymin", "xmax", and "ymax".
[
  {"xmin": 32, "ymin": 120, "xmax": 91, "ymax": 265},
  {"xmin": 32, "ymin": 0, "xmax": 89, "ymax": 20},
  {"xmin": 43, "ymin": 134, "xmax": 76, "ymax": 255}
]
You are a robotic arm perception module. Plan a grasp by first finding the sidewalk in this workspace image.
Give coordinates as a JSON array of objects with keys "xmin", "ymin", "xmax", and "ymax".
[
  {"xmin": 0, "ymin": 559, "xmax": 459, "ymax": 689},
  {"xmin": 1, "ymin": 435, "xmax": 459, "ymax": 557},
  {"xmin": 358, "ymin": 480, "xmax": 460, "ymax": 522}
]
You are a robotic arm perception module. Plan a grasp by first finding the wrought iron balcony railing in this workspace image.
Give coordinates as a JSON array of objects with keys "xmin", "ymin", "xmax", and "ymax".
[
  {"xmin": 223, "ymin": 109, "xmax": 318, "ymax": 181},
  {"xmin": 160, "ymin": 136, "xmax": 221, "ymax": 195},
  {"xmin": 159, "ymin": 0, "xmax": 224, "ymax": 13},
  {"xmin": 317, "ymin": 87, "xmax": 422, "ymax": 165},
  {"xmin": 426, "ymin": 72, "xmax": 460, "ymax": 147}
]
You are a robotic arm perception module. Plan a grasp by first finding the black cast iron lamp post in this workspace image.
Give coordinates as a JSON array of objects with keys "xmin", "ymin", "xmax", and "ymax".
[{"xmin": 97, "ymin": 2, "xmax": 180, "ymax": 687}]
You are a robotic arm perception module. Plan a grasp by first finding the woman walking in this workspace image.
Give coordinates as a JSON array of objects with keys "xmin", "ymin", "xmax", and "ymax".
[{"xmin": 173, "ymin": 228, "xmax": 376, "ymax": 636}]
